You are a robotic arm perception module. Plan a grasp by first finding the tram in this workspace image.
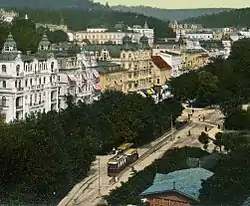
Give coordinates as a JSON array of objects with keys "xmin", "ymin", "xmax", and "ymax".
[{"xmin": 107, "ymin": 143, "xmax": 139, "ymax": 177}]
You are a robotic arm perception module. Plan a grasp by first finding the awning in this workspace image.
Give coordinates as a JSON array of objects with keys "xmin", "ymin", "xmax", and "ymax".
[
  {"xmin": 146, "ymin": 88, "xmax": 155, "ymax": 95},
  {"xmin": 138, "ymin": 91, "xmax": 147, "ymax": 98},
  {"xmin": 93, "ymin": 83, "xmax": 101, "ymax": 90},
  {"xmin": 67, "ymin": 74, "xmax": 77, "ymax": 81},
  {"xmin": 93, "ymin": 70, "xmax": 100, "ymax": 78}
]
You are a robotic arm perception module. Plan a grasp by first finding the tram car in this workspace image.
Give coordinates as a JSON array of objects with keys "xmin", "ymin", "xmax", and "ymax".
[{"xmin": 107, "ymin": 143, "xmax": 139, "ymax": 177}]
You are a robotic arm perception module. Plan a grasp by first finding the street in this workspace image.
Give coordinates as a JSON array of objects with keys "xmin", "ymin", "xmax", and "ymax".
[{"xmin": 58, "ymin": 107, "xmax": 224, "ymax": 206}]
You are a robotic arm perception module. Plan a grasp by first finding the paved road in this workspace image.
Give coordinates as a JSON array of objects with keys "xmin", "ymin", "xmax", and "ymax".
[{"xmin": 58, "ymin": 108, "xmax": 224, "ymax": 206}]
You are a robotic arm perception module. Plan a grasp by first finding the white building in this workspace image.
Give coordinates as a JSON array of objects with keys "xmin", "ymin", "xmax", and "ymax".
[
  {"xmin": 185, "ymin": 31, "xmax": 213, "ymax": 41},
  {"xmin": 127, "ymin": 21, "xmax": 154, "ymax": 46},
  {"xmin": 0, "ymin": 9, "xmax": 18, "ymax": 23},
  {"xmin": 57, "ymin": 49, "xmax": 101, "ymax": 109},
  {"xmin": 0, "ymin": 33, "xmax": 59, "ymax": 122},
  {"xmin": 72, "ymin": 21, "xmax": 154, "ymax": 47},
  {"xmin": 159, "ymin": 51, "xmax": 182, "ymax": 77}
]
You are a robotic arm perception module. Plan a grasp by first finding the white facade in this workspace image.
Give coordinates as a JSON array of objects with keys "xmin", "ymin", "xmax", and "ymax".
[
  {"xmin": 185, "ymin": 32, "xmax": 213, "ymax": 41},
  {"xmin": 87, "ymin": 28, "xmax": 108, "ymax": 33},
  {"xmin": 73, "ymin": 22, "xmax": 154, "ymax": 47},
  {"xmin": 159, "ymin": 51, "xmax": 182, "ymax": 77},
  {"xmin": 57, "ymin": 50, "xmax": 101, "ymax": 109},
  {"xmin": 0, "ymin": 34, "xmax": 59, "ymax": 122},
  {"xmin": 0, "ymin": 9, "xmax": 18, "ymax": 23},
  {"xmin": 127, "ymin": 22, "xmax": 154, "ymax": 46}
]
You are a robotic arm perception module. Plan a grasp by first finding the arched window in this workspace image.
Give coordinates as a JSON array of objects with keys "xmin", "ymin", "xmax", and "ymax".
[{"xmin": 2, "ymin": 96, "xmax": 6, "ymax": 106}]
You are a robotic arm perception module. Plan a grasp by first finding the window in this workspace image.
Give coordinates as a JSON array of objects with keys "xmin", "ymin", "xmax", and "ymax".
[
  {"xmin": 51, "ymin": 62, "xmax": 54, "ymax": 71},
  {"xmin": 2, "ymin": 64, "xmax": 6, "ymax": 73},
  {"xmin": 2, "ymin": 96, "xmax": 6, "ymax": 106},
  {"xmin": 15, "ymin": 81, "xmax": 17, "ymax": 88},
  {"xmin": 2, "ymin": 80, "xmax": 6, "ymax": 88},
  {"xmin": 157, "ymin": 79, "xmax": 160, "ymax": 84},
  {"xmin": 30, "ymin": 79, "xmax": 32, "ymax": 86},
  {"xmin": 16, "ymin": 65, "xmax": 20, "ymax": 76},
  {"xmin": 122, "ymin": 53, "xmax": 126, "ymax": 58},
  {"xmin": 25, "ymin": 80, "xmax": 28, "ymax": 87},
  {"xmin": 128, "ymin": 53, "xmax": 132, "ymax": 58}
]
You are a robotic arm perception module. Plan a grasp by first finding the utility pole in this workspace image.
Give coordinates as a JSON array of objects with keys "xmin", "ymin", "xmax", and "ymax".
[
  {"xmin": 98, "ymin": 156, "xmax": 101, "ymax": 197},
  {"xmin": 171, "ymin": 114, "xmax": 174, "ymax": 140}
]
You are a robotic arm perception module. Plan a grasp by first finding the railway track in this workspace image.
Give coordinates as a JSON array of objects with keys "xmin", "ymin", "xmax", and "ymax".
[
  {"xmin": 60, "ymin": 109, "xmax": 222, "ymax": 205},
  {"xmin": 115, "ymin": 122, "xmax": 194, "ymax": 179},
  {"xmin": 60, "ymin": 123, "xmax": 190, "ymax": 206}
]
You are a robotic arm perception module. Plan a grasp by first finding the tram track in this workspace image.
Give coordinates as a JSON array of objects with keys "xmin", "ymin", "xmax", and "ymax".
[
  {"xmin": 60, "ymin": 109, "xmax": 222, "ymax": 206},
  {"xmin": 116, "ymin": 122, "xmax": 194, "ymax": 179}
]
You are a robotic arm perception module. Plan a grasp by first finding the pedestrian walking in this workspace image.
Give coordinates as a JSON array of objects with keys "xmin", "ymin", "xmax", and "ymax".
[{"xmin": 205, "ymin": 126, "xmax": 207, "ymax": 131}]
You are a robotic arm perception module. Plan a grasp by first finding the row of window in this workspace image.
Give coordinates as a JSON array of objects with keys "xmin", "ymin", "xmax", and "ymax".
[
  {"xmin": 1, "ymin": 62, "xmax": 55, "ymax": 74},
  {"xmin": 0, "ymin": 75, "xmax": 58, "ymax": 89}
]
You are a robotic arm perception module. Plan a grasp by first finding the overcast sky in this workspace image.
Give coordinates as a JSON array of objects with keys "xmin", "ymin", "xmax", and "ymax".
[{"xmin": 95, "ymin": 0, "xmax": 249, "ymax": 9}]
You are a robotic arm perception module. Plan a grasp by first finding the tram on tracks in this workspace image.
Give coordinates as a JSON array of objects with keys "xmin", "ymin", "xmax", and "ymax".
[{"xmin": 107, "ymin": 143, "xmax": 139, "ymax": 177}]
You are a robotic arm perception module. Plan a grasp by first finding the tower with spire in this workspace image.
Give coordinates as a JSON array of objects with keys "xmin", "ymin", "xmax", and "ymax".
[
  {"xmin": 2, "ymin": 32, "xmax": 18, "ymax": 53},
  {"xmin": 38, "ymin": 33, "xmax": 51, "ymax": 51},
  {"xmin": 144, "ymin": 21, "xmax": 149, "ymax": 29}
]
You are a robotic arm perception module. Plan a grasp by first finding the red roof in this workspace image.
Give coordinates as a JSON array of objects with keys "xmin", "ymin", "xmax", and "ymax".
[{"xmin": 151, "ymin": 56, "xmax": 172, "ymax": 70}]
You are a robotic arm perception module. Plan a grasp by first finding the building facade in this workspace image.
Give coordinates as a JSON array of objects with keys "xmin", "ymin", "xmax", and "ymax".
[
  {"xmin": 159, "ymin": 51, "xmax": 182, "ymax": 77},
  {"xmin": 140, "ymin": 168, "xmax": 213, "ymax": 206},
  {"xmin": 182, "ymin": 49, "xmax": 210, "ymax": 70},
  {"xmin": 96, "ymin": 61, "xmax": 126, "ymax": 92},
  {"xmin": 72, "ymin": 22, "xmax": 154, "ymax": 47},
  {"xmin": 0, "ymin": 33, "xmax": 59, "ymax": 122},
  {"xmin": 84, "ymin": 35, "xmax": 153, "ymax": 93},
  {"xmin": 56, "ymin": 50, "xmax": 101, "ymax": 109}
]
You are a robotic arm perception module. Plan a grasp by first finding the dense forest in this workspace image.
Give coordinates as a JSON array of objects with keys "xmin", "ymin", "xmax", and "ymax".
[
  {"xmin": 0, "ymin": 0, "xmax": 105, "ymax": 10},
  {"xmin": 0, "ymin": 19, "xmax": 68, "ymax": 53},
  {"xmin": 0, "ymin": 91, "xmax": 183, "ymax": 204},
  {"xmin": 112, "ymin": 6, "xmax": 232, "ymax": 21},
  {"xmin": 13, "ymin": 8, "xmax": 175, "ymax": 38},
  {"xmin": 184, "ymin": 7, "xmax": 250, "ymax": 28},
  {"xmin": 105, "ymin": 38, "xmax": 250, "ymax": 205}
]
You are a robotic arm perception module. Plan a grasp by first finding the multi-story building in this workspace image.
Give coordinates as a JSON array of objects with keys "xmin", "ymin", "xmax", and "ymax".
[
  {"xmin": 150, "ymin": 56, "xmax": 172, "ymax": 85},
  {"xmin": 56, "ymin": 50, "xmax": 101, "ymax": 109},
  {"xmin": 36, "ymin": 19, "xmax": 68, "ymax": 32},
  {"xmin": 84, "ymin": 35, "xmax": 153, "ymax": 93},
  {"xmin": 0, "ymin": 33, "xmax": 59, "ymax": 122},
  {"xmin": 0, "ymin": 9, "xmax": 18, "ymax": 23},
  {"xmin": 184, "ymin": 31, "xmax": 214, "ymax": 41},
  {"xmin": 182, "ymin": 49, "xmax": 210, "ymax": 70},
  {"xmin": 71, "ymin": 22, "xmax": 154, "ymax": 47},
  {"xmin": 96, "ymin": 61, "xmax": 126, "ymax": 92},
  {"xmin": 169, "ymin": 21, "xmax": 203, "ymax": 32},
  {"xmin": 159, "ymin": 51, "xmax": 182, "ymax": 77}
]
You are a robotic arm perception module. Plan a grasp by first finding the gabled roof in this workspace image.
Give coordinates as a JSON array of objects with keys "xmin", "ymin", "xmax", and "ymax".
[
  {"xmin": 140, "ymin": 168, "xmax": 213, "ymax": 201},
  {"xmin": 152, "ymin": 56, "xmax": 171, "ymax": 70}
]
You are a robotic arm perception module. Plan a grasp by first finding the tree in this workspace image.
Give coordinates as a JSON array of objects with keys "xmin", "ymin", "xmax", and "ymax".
[
  {"xmin": 11, "ymin": 18, "xmax": 41, "ymax": 53},
  {"xmin": 198, "ymin": 132, "xmax": 210, "ymax": 150},
  {"xmin": 214, "ymin": 132, "xmax": 223, "ymax": 152},
  {"xmin": 46, "ymin": 30, "xmax": 68, "ymax": 43},
  {"xmin": 105, "ymin": 147, "xmax": 208, "ymax": 205}
]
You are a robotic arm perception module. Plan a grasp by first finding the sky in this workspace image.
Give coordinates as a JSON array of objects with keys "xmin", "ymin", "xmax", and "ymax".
[{"xmin": 95, "ymin": 0, "xmax": 249, "ymax": 9}]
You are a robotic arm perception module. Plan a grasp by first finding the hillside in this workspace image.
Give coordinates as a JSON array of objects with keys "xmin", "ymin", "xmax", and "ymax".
[
  {"xmin": 183, "ymin": 7, "xmax": 250, "ymax": 28},
  {"xmin": 111, "ymin": 6, "xmax": 232, "ymax": 21},
  {"xmin": 16, "ymin": 8, "xmax": 175, "ymax": 38},
  {"xmin": 0, "ymin": 0, "xmax": 105, "ymax": 10}
]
